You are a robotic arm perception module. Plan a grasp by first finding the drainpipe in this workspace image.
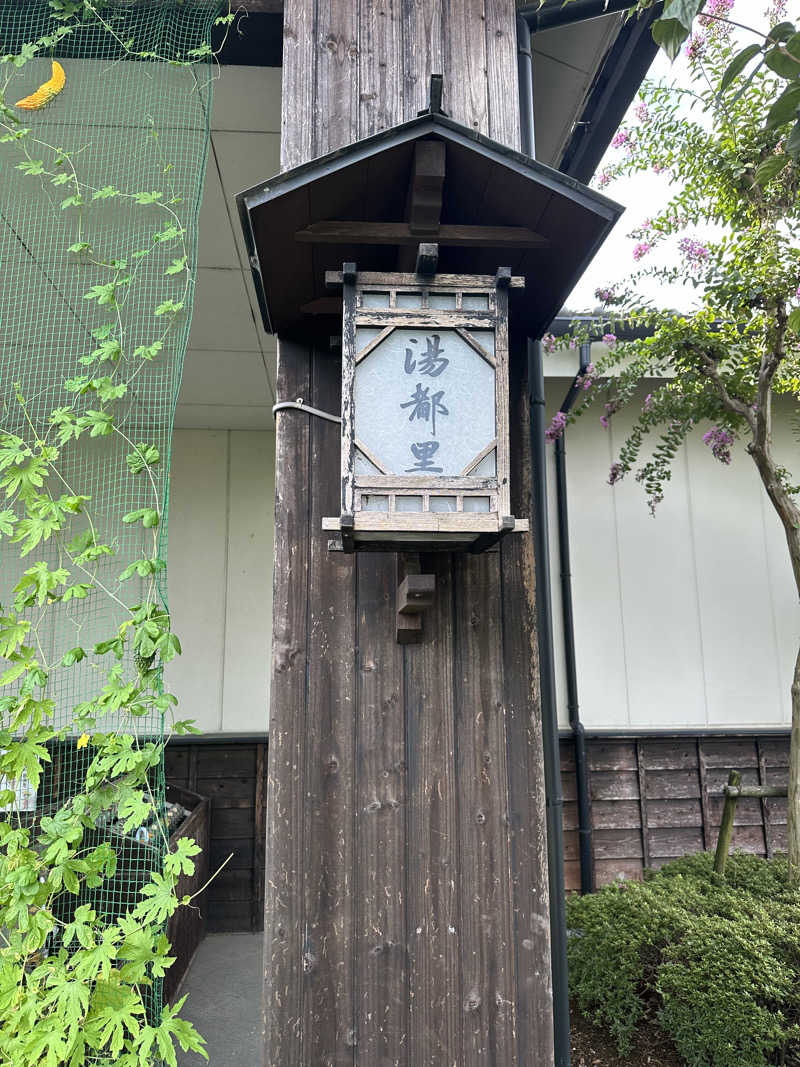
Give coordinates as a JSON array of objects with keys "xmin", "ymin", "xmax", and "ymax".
[
  {"xmin": 517, "ymin": 14, "xmax": 535, "ymax": 157},
  {"xmin": 529, "ymin": 338, "xmax": 571, "ymax": 1067},
  {"xmin": 555, "ymin": 344, "xmax": 594, "ymax": 895}
]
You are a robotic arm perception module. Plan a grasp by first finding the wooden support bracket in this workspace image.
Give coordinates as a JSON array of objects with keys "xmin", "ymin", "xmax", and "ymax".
[
  {"xmin": 415, "ymin": 242, "xmax": 439, "ymax": 276},
  {"xmin": 396, "ymin": 555, "xmax": 436, "ymax": 644}
]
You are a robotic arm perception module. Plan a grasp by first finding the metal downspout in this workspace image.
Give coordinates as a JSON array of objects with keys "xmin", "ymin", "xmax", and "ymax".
[
  {"xmin": 555, "ymin": 343, "xmax": 595, "ymax": 895},
  {"xmin": 529, "ymin": 338, "xmax": 571, "ymax": 1067},
  {"xmin": 516, "ymin": 14, "xmax": 535, "ymax": 157}
]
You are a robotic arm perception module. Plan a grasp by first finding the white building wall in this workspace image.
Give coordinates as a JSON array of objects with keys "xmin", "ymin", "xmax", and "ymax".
[
  {"xmin": 548, "ymin": 381, "xmax": 799, "ymax": 732},
  {"xmin": 165, "ymin": 429, "xmax": 275, "ymax": 734}
]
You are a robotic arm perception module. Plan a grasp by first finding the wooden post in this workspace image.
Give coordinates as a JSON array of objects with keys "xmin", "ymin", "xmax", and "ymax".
[
  {"xmin": 714, "ymin": 770, "xmax": 741, "ymax": 875},
  {"xmin": 265, "ymin": 4, "xmax": 553, "ymax": 1064}
]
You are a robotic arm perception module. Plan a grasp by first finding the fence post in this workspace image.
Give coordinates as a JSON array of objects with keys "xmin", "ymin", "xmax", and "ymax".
[{"xmin": 714, "ymin": 769, "xmax": 741, "ymax": 875}]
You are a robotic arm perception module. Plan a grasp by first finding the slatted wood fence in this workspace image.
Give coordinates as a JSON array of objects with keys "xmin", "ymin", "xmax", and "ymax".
[
  {"xmin": 165, "ymin": 740, "xmax": 267, "ymax": 932},
  {"xmin": 165, "ymin": 734, "xmax": 790, "ymax": 929},
  {"xmin": 561, "ymin": 735, "xmax": 790, "ymax": 890}
]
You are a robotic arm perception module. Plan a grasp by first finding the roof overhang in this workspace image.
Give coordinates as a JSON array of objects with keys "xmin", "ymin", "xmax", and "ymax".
[{"xmin": 237, "ymin": 112, "xmax": 623, "ymax": 340}]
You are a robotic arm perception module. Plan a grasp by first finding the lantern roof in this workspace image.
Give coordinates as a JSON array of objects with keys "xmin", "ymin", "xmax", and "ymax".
[{"xmin": 236, "ymin": 111, "xmax": 623, "ymax": 339}]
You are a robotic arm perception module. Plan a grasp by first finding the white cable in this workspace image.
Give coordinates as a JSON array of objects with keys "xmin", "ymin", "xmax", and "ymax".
[{"xmin": 272, "ymin": 398, "xmax": 341, "ymax": 424}]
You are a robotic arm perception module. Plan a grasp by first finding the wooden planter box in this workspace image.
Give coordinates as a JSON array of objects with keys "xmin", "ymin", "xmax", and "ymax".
[{"xmin": 164, "ymin": 784, "xmax": 210, "ymax": 1004}]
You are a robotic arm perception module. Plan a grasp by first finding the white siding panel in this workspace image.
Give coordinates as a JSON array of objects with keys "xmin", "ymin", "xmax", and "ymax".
[
  {"xmin": 221, "ymin": 431, "xmax": 275, "ymax": 732},
  {"xmin": 166, "ymin": 430, "xmax": 229, "ymax": 732},
  {"xmin": 560, "ymin": 393, "xmax": 630, "ymax": 730},
  {"xmin": 686, "ymin": 432, "xmax": 783, "ymax": 726},
  {"xmin": 610, "ymin": 407, "xmax": 707, "ymax": 728}
]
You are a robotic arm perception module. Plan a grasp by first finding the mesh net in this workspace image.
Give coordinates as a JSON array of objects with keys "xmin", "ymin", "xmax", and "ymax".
[{"xmin": 0, "ymin": 0, "xmax": 219, "ymax": 1040}]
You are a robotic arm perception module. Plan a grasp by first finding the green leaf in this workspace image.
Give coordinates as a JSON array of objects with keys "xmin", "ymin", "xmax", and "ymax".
[
  {"xmin": 83, "ymin": 282, "xmax": 117, "ymax": 306},
  {"xmin": 67, "ymin": 241, "xmax": 92, "ymax": 255},
  {"xmin": 154, "ymin": 300, "xmax": 184, "ymax": 317},
  {"xmin": 662, "ymin": 0, "xmax": 705, "ymax": 31},
  {"xmin": 60, "ymin": 646, "xmax": 86, "ymax": 666},
  {"xmin": 765, "ymin": 44, "xmax": 800, "ymax": 78},
  {"xmin": 786, "ymin": 118, "xmax": 800, "ymax": 158},
  {"xmin": 755, "ymin": 154, "xmax": 790, "ymax": 186},
  {"xmin": 119, "ymin": 557, "xmax": 166, "ymax": 582},
  {"xmin": 133, "ymin": 340, "xmax": 163, "ymax": 361},
  {"xmin": 15, "ymin": 159, "xmax": 44, "ymax": 175},
  {"xmin": 0, "ymin": 508, "xmax": 16, "ymax": 535},
  {"xmin": 788, "ymin": 307, "xmax": 800, "ymax": 333},
  {"xmin": 767, "ymin": 82, "xmax": 800, "ymax": 127},
  {"xmin": 720, "ymin": 44, "xmax": 762, "ymax": 92},
  {"xmin": 134, "ymin": 190, "xmax": 163, "ymax": 205},
  {"xmin": 122, "ymin": 507, "xmax": 159, "ymax": 529},
  {"xmin": 91, "ymin": 185, "xmax": 121, "ymax": 200},
  {"xmin": 173, "ymin": 719, "xmax": 201, "ymax": 735},
  {"xmin": 786, "ymin": 32, "xmax": 800, "ymax": 60},
  {"xmin": 769, "ymin": 21, "xmax": 797, "ymax": 42},
  {"xmin": 126, "ymin": 443, "xmax": 160, "ymax": 474},
  {"xmin": 164, "ymin": 256, "xmax": 187, "ymax": 276},
  {"xmin": 60, "ymin": 194, "xmax": 83, "ymax": 210},
  {"xmin": 652, "ymin": 18, "xmax": 691, "ymax": 62}
]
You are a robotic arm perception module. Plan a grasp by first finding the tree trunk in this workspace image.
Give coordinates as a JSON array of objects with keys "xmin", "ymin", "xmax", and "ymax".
[{"xmin": 749, "ymin": 443, "xmax": 800, "ymax": 882}]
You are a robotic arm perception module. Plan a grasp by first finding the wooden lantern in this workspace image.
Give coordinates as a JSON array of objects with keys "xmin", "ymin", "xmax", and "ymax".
[{"xmin": 323, "ymin": 264, "xmax": 530, "ymax": 552}]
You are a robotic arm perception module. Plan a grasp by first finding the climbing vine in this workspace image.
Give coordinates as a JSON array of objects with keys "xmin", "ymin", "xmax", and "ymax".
[{"xmin": 0, "ymin": 2, "xmax": 236, "ymax": 1063}]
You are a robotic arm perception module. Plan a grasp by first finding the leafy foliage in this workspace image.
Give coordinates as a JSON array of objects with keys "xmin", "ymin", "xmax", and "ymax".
[
  {"xmin": 568, "ymin": 852, "xmax": 800, "ymax": 1066},
  {"xmin": 0, "ymin": 1, "xmax": 238, "ymax": 1064}
]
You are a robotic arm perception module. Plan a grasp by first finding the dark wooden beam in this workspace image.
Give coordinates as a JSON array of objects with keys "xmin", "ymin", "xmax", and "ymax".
[
  {"xmin": 296, "ymin": 221, "xmax": 549, "ymax": 248},
  {"xmin": 237, "ymin": 0, "xmax": 284, "ymax": 11}
]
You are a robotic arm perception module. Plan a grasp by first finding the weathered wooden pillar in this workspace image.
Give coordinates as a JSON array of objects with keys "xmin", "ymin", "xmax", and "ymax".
[{"xmin": 266, "ymin": 4, "xmax": 553, "ymax": 1064}]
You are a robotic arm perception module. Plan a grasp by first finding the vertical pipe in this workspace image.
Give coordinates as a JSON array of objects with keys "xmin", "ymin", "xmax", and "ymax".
[
  {"xmin": 555, "ymin": 344, "xmax": 594, "ymax": 896},
  {"xmin": 554, "ymin": 432, "xmax": 593, "ymax": 895},
  {"xmin": 529, "ymin": 338, "xmax": 571, "ymax": 1067},
  {"xmin": 516, "ymin": 14, "xmax": 535, "ymax": 157}
]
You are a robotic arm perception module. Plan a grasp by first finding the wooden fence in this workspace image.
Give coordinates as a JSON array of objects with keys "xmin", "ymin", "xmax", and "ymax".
[{"xmin": 561, "ymin": 735, "xmax": 791, "ymax": 890}]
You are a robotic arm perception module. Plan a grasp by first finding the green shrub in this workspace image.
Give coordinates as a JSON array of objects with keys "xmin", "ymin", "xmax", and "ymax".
[{"xmin": 567, "ymin": 852, "xmax": 800, "ymax": 1067}]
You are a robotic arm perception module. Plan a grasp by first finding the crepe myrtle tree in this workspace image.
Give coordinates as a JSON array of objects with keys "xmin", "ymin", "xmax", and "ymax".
[{"xmin": 547, "ymin": 19, "xmax": 800, "ymax": 879}]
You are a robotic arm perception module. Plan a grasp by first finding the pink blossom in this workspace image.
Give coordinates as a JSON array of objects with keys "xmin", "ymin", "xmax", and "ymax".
[
  {"xmin": 699, "ymin": 0, "xmax": 735, "ymax": 33},
  {"xmin": 600, "ymin": 415, "xmax": 609, "ymax": 428},
  {"xmin": 685, "ymin": 33, "xmax": 707, "ymax": 60},
  {"xmin": 634, "ymin": 101, "xmax": 650, "ymax": 124},
  {"xmin": 795, "ymin": 284, "xmax": 800, "ymax": 301},
  {"xmin": 633, "ymin": 241, "xmax": 652, "ymax": 261},
  {"xmin": 542, "ymin": 333, "xmax": 557, "ymax": 353},
  {"xmin": 602, "ymin": 333, "xmax": 617, "ymax": 348},
  {"xmin": 612, "ymin": 129, "xmax": 631, "ymax": 149},
  {"xmin": 766, "ymin": 0, "xmax": 788, "ymax": 21},
  {"xmin": 644, "ymin": 393, "xmax": 654, "ymax": 412},
  {"xmin": 597, "ymin": 168, "xmax": 613, "ymax": 189},
  {"xmin": 595, "ymin": 286, "xmax": 616, "ymax": 304},
  {"xmin": 545, "ymin": 410, "xmax": 567, "ymax": 442},
  {"xmin": 678, "ymin": 237, "xmax": 710, "ymax": 264},
  {"xmin": 702, "ymin": 426, "xmax": 734, "ymax": 464},
  {"xmin": 653, "ymin": 162, "xmax": 668, "ymax": 174}
]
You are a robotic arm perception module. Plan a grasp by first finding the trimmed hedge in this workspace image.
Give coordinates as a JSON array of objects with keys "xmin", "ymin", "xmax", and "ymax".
[{"xmin": 567, "ymin": 852, "xmax": 800, "ymax": 1067}]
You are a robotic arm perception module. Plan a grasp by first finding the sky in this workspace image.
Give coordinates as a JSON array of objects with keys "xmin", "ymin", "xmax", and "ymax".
[{"xmin": 566, "ymin": 0, "xmax": 777, "ymax": 312}]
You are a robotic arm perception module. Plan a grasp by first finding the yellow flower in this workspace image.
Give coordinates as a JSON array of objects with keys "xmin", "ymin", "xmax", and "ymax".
[{"xmin": 76, "ymin": 733, "xmax": 89, "ymax": 750}]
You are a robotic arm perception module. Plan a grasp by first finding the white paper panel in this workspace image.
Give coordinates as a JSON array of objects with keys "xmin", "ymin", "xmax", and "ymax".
[{"xmin": 354, "ymin": 327, "xmax": 495, "ymax": 476}]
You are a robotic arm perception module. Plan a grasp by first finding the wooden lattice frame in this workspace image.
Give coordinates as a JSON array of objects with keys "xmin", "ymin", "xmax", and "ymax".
[{"xmin": 323, "ymin": 266, "xmax": 529, "ymax": 551}]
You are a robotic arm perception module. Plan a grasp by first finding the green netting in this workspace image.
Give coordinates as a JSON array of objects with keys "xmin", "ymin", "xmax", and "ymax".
[{"xmin": 0, "ymin": 0, "xmax": 218, "ymax": 1047}]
